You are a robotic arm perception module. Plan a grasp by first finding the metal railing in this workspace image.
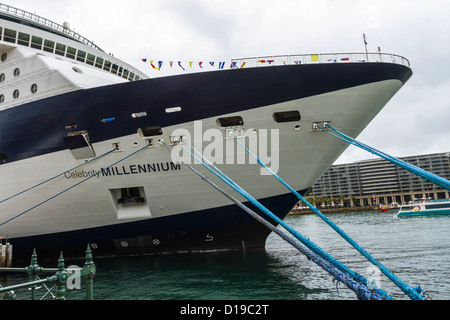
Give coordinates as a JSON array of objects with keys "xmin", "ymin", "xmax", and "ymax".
[
  {"xmin": 0, "ymin": 245, "xmax": 96, "ymax": 300},
  {"xmin": 0, "ymin": 3, "xmax": 103, "ymax": 51},
  {"xmin": 232, "ymin": 52, "xmax": 410, "ymax": 68}
]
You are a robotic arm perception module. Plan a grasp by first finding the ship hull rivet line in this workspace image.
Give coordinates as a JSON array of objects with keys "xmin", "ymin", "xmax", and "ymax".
[
  {"xmin": 231, "ymin": 134, "xmax": 427, "ymax": 301},
  {"xmin": 163, "ymin": 141, "xmax": 393, "ymax": 300},
  {"xmin": 0, "ymin": 145, "xmax": 150, "ymax": 227}
]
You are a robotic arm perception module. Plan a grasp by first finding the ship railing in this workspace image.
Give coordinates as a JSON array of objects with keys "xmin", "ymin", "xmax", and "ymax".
[
  {"xmin": 0, "ymin": 3, "xmax": 103, "ymax": 52},
  {"xmin": 232, "ymin": 52, "xmax": 410, "ymax": 68}
]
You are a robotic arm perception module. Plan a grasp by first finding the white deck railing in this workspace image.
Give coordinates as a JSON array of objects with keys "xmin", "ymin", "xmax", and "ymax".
[
  {"xmin": 232, "ymin": 52, "xmax": 410, "ymax": 68},
  {"xmin": 0, "ymin": 3, "xmax": 102, "ymax": 51}
]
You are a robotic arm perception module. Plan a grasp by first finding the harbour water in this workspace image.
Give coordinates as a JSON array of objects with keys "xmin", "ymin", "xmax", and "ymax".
[{"xmin": 3, "ymin": 210, "xmax": 450, "ymax": 301}]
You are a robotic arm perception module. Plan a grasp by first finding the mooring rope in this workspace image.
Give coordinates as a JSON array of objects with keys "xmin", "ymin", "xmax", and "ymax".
[
  {"xmin": 322, "ymin": 124, "xmax": 450, "ymax": 191},
  {"xmin": 232, "ymin": 134, "xmax": 426, "ymax": 300},
  {"xmin": 163, "ymin": 141, "xmax": 391, "ymax": 300},
  {"xmin": 174, "ymin": 139, "xmax": 393, "ymax": 299},
  {"xmin": 0, "ymin": 147, "xmax": 118, "ymax": 205},
  {"xmin": 0, "ymin": 144, "xmax": 150, "ymax": 227}
]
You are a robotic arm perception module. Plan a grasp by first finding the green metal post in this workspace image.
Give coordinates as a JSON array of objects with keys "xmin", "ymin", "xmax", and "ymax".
[
  {"xmin": 83, "ymin": 244, "xmax": 95, "ymax": 300},
  {"xmin": 26, "ymin": 249, "xmax": 41, "ymax": 300},
  {"xmin": 55, "ymin": 252, "xmax": 67, "ymax": 300}
]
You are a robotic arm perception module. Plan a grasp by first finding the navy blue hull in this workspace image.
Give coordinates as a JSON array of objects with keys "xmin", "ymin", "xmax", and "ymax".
[
  {"xmin": 10, "ymin": 189, "xmax": 304, "ymax": 262},
  {"xmin": 0, "ymin": 63, "xmax": 412, "ymax": 164}
]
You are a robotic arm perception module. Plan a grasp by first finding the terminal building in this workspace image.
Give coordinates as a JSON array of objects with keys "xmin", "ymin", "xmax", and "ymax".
[{"xmin": 308, "ymin": 152, "xmax": 450, "ymax": 207}]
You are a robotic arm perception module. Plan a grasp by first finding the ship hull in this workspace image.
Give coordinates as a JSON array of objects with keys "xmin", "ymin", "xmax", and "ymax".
[{"xmin": 0, "ymin": 63, "xmax": 412, "ymax": 260}]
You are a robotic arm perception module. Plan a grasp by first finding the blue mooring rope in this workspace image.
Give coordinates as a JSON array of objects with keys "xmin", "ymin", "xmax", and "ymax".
[
  {"xmin": 163, "ymin": 141, "xmax": 389, "ymax": 300},
  {"xmin": 0, "ymin": 147, "xmax": 118, "ymax": 205},
  {"xmin": 231, "ymin": 134, "xmax": 426, "ymax": 300},
  {"xmin": 0, "ymin": 144, "xmax": 150, "ymax": 227},
  {"xmin": 322, "ymin": 124, "xmax": 450, "ymax": 191},
  {"xmin": 178, "ymin": 141, "xmax": 394, "ymax": 300}
]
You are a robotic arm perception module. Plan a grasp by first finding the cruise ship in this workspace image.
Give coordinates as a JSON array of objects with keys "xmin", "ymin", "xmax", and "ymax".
[{"xmin": 0, "ymin": 3, "xmax": 412, "ymax": 260}]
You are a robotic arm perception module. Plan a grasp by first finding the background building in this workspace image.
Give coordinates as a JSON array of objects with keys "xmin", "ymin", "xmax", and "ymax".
[{"xmin": 308, "ymin": 152, "xmax": 450, "ymax": 207}]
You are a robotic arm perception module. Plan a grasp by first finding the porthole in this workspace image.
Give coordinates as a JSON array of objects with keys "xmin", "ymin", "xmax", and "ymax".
[
  {"xmin": 13, "ymin": 68, "xmax": 20, "ymax": 77},
  {"xmin": 0, "ymin": 153, "xmax": 7, "ymax": 164},
  {"xmin": 1, "ymin": 53, "xmax": 7, "ymax": 62},
  {"xmin": 0, "ymin": 94, "xmax": 4, "ymax": 104},
  {"xmin": 13, "ymin": 89, "xmax": 20, "ymax": 99},
  {"xmin": 72, "ymin": 67, "xmax": 83, "ymax": 73},
  {"xmin": 31, "ymin": 83, "xmax": 38, "ymax": 94},
  {"xmin": 0, "ymin": 73, "xmax": 5, "ymax": 82}
]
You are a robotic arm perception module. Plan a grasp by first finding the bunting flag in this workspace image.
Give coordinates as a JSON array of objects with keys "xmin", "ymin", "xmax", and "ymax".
[
  {"xmin": 178, "ymin": 61, "xmax": 185, "ymax": 71},
  {"xmin": 199, "ymin": 61, "xmax": 203, "ymax": 68},
  {"xmin": 341, "ymin": 57, "xmax": 350, "ymax": 61},
  {"xmin": 189, "ymin": 61, "xmax": 194, "ymax": 68},
  {"xmin": 209, "ymin": 62, "xmax": 215, "ymax": 67},
  {"xmin": 219, "ymin": 62, "xmax": 225, "ymax": 69},
  {"xmin": 311, "ymin": 54, "xmax": 319, "ymax": 62},
  {"xmin": 240, "ymin": 62, "xmax": 247, "ymax": 69},
  {"xmin": 150, "ymin": 60, "xmax": 159, "ymax": 70}
]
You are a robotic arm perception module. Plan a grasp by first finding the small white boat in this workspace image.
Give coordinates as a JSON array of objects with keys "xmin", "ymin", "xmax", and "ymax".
[{"xmin": 397, "ymin": 198, "xmax": 450, "ymax": 217}]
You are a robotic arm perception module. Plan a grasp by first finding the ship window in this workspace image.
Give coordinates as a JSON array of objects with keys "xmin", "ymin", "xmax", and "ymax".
[
  {"xmin": 86, "ymin": 53, "xmax": 95, "ymax": 66},
  {"xmin": 0, "ymin": 153, "xmax": 6, "ymax": 164},
  {"xmin": 55, "ymin": 43, "xmax": 66, "ymax": 56},
  {"xmin": 31, "ymin": 36, "xmax": 43, "ymax": 49},
  {"xmin": 13, "ymin": 89, "xmax": 19, "ymax": 99},
  {"xmin": 4, "ymin": 29, "xmax": 16, "ymax": 43},
  {"xmin": 43, "ymin": 39, "xmax": 55, "ymax": 53},
  {"xmin": 95, "ymin": 56, "xmax": 104, "ymax": 69},
  {"xmin": 31, "ymin": 83, "xmax": 38, "ymax": 94},
  {"xmin": 217, "ymin": 116, "xmax": 244, "ymax": 128},
  {"xmin": 273, "ymin": 111, "xmax": 301, "ymax": 123},
  {"xmin": 111, "ymin": 64, "xmax": 118, "ymax": 75},
  {"xmin": 18, "ymin": 32, "xmax": 30, "ymax": 46},
  {"xmin": 0, "ymin": 94, "xmax": 4, "ymax": 104},
  {"xmin": 122, "ymin": 69, "xmax": 129, "ymax": 79},
  {"xmin": 13, "ymin": 68, "xmax": 20, "ymax": 77},
  {"xmin": 103, "ymin": 60, "xmax": 111, "ymax": 71},
  {"xmin": 66, "ymin": 46, "xmax": 76, "ymax": 59},
  {"xmin": 76, "ymin": 50, "xmax": 86, "ymax": 62},
  {"xmin": 129, "ymin": 72, "xmax": 135, "ymax": 81},
  {"xmin": 0, "ymin": 27, "xmax": 2, "ymax": 41},
  {"xmin": 0, "ymin": 73, "xmax": 5, "ymax": 82},
  {"xmin": 1, "ymin": 53, "xmax": 6, "ymax": 62}
]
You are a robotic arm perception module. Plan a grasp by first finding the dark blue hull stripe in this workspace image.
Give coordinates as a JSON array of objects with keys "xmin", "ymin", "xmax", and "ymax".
[
  {"xmin": 1, "ymin": 63, "xmax": 412, "ymax": 164},
  {"xmin": 10, "ymin": 189, "xmax": 303, "ymax": 260}
]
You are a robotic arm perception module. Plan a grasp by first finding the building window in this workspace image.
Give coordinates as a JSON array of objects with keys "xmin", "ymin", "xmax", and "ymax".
[
  {"xmin": 13, "ymin": 89, "xmax": 19, "ymax": 99},
  {"xmin": 31, "ymin": 83, "xmax": 38, "ymax": 94}
]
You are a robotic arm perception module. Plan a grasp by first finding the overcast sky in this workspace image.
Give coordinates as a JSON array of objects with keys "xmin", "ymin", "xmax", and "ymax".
[{"xmin": 5, "ymin": 0, "xmax": 450, "ymax": 164}]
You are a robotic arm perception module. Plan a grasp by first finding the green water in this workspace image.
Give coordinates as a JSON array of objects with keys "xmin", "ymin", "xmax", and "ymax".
[{"xmin": 4, "ymin": 210, "xmax": 450, "ymax": 301}]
